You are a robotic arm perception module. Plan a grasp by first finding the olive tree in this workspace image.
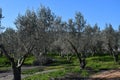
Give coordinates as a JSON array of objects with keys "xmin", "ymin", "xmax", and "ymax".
[
  {"xmin": 66, "ymin": 12, "xmax": 86, "ymax": 69},
  {"xmin": 102, "ymin": 24, "xmax": 119, "ymax": 62},
  {"xmin": 1, "ymin": 9, "xmax": 38, "ymax": 80},
  {"xmin": 32, "ymin": 6, "xmax": 55, "ymax": 65},
  {"xmin": 83, "ymin": 24, "xmax": 102, "ymax": 56},
  {"xmin": 0, "ymin": 27, "xmax": 35, "ymax": 80}
]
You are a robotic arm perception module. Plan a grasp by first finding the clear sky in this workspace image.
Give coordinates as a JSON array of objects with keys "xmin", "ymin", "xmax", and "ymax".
[{"xmin": 0, "ymin": 0, "xmax": 120, "ymax": 30}]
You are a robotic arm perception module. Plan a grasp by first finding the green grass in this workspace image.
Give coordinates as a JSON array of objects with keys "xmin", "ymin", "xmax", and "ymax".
[
  {"xmin": 24, "ymin": 56, "xmax": 35, "ymax": 65},
  {"xmin": 88, "ymin": 56, "xmax": 114, "ymax": 62},
  {"xmin": 23, "ymin": 69, "xmax": 67, "ymax": 80},
  {"xmin": 0, "ymin": 56, "xmax": 10, "ymax": 67},
  {"xmin": 23, "ymin": 55, "xmax": 120, "ymax": 80},
  {"xmin": 22, "ymin": 68, "xmax": 44, "ymax": 74},
  {"xmin": 0, "ymin": 55, "xmax": 35, "ymax": 72},
  {"xmin": 86, "ymin": 56, "xmax": 120, "ymax": 71},
  {"xmin": 0, "ymin": 67, "xmax": 11, "ymax": 71},
  {"xmin": 0, "ymin": 55, "xmax": 35, "ymax": 67},
  {"xmin": 44, "ymin": 65, "xmax": 64, "ymax": 70},
  {"xmin": 22, "ymin": 65, "xmax": 64, "ymax": 75},
  {"xmin": 80, "ymin": 69, "xmax": 89, "ymax": 77},
  {"xmin": 23, "ymin": 65, "xmax": 90, "ymax": 80},
  {"xmin": 1, "ymin": 54, "xmax": 120, "ymax": 80}
]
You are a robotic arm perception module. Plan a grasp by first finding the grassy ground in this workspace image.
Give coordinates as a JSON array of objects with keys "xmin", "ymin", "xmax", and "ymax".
[
  {"xmin": 86, "ymin": 56, "xmax": 120, "ymax": 71},
  {"xmin": 0, "ymin": 54, "xmax": 120, "ymax": 80},
  {"xmin": 23, "ymin": 69, "xmax": 67, "ymax": 80},
  {"xmin": 0, "ymin": 56, "xmax": 10, "ymax": 67},
  {"xmin": 23, "ymin": 55, "xmax": 120, "ymax": 80},
  {"xmin": 24, "ymin": 56, "xmax": 35, "ymax": 66},
  {"xmin": 0, "ymin": 55, "xmax": 35, "ymax": 71}
]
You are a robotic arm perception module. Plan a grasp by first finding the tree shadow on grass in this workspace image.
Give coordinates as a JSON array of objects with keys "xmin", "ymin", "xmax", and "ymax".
[
  {"xmin": 50, "ymin": 74, "xmax": 120, "ymax": 80},
  {"xmin": 48, "ymin": 60, "xmax": 72, "ymax": 66},
  {"xmin": 51, "ymin": 78, "xmax": 120, "ymax": 80}
]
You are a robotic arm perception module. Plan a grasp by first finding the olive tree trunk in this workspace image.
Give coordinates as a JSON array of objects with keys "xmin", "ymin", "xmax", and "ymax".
[
  {"xmin": 67, "ymin": 39, "xmax": 86, "ymax": 69},
  {"xmin": 12, "ymin": 64, "xmax": 21, "ymax": 80}
]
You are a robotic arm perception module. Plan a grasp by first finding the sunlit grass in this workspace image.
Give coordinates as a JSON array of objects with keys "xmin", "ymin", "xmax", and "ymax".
[
  {"xmin": 0, "ymin": 56, "xmax": 10, "ymax": 67},
  {"xmin": 1, "ymin": 54, "xmax": 120, "ymax": 80},
  {"xmin": 23, "ymin": 55, "xmax": 120, "ymax": 79},
  {"xmin": 24, "ymin": 56, "xmax": 35, "ymax": 65},
  {"xmin": 23, "ymin": 69, "xmax": 67, "ymax": 80}
]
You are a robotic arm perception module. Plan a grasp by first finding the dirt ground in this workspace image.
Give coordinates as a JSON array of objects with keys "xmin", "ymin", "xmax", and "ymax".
[
  {"xmin": 0, "ymin": 67, "xmax": 120, "ymax": 80},
  {"xmin": 0, "ymin": 66, "xmax": 63, "ymax": 80},
  {"xmin": 0, "ymin": 66, "xmax": 44, "ymax": 80},
  {"xmin": 91, "ymin": 69, "xmax": 120, "ymax": 79},
  {"xmin": 51, "ymin": 69, "xmax": 120, "ymax": 80}
]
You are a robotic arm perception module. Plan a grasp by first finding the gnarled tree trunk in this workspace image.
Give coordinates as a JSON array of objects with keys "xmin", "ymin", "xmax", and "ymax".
[
  {"xmin": 67, "ymin": 39, "xmax": 86, "ymax": 69},
  {"xmin": 113, "ymin": 52, "xmax": 119, "ymax": 63},
  {"xmin": 0, "ymin": 44, "xmax": 33, "ymax": 80},
  {"xmin": 12, "ymin": 64, "xmax": 21, "ymax": 80},
  {"xmin": 80, "ymin": 56, "xmax": 86, "ymax": 69}
]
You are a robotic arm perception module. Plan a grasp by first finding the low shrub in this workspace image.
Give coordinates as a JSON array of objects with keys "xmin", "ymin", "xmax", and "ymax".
[{"xmin": 33, "ymin": 56, "xmax": 54, "ymax": 66}]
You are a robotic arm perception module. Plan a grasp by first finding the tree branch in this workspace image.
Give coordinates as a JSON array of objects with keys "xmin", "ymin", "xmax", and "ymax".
[
  {"xmin": 17, "ymin": 44, "xmax": 35, "ymax": 68},
  {"xmin": 0, "ymin": 44, "xmax": 14, "ymax": 62},
  {"xmin": 65, "ymin": 39, "xmax": 81, "ymax": 62}
]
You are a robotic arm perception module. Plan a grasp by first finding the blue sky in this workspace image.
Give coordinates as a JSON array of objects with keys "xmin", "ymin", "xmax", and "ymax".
[{"xmin": 0, "ymin": 0, "xmax": 120, "ymax": 30}]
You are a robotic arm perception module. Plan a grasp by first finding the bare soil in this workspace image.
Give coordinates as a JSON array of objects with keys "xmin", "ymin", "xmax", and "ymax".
[
  {"xmin": 0, "ymin": 66, "xmax": 44, "ymax": 80},
  {"xmin": 51, "ymin": 69, "xmax": 120, "ymax": 80},
  {"xmin": 91, "ymin": 69, "xmax": 120, "ymax": 79},
  {"xmin": 0, "ymin": 66, "xmax": 63, "ymax": 80},
  {"xmin": 0, "ymin": 66, "xmax": 120, "ymax": 80}
]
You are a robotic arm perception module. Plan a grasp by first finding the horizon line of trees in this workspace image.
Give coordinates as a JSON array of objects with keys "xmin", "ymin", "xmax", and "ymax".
[{"xmin": 0, "ymin": 5, "xmax": 120, "ymax": 80}]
